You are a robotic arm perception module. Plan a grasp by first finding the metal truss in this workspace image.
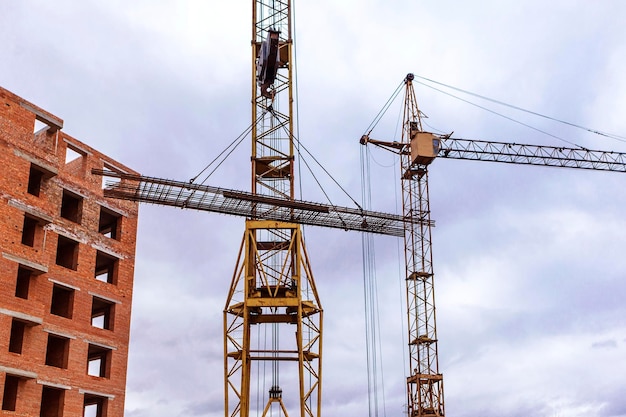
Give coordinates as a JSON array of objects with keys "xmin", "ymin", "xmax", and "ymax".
[
  {"xmin": 438, "ymin": 138, "xmax": 626, "ymax": 172},
  {"xmin": 94, "ymin": 170, "xmax": 421, "ymax": 237}
]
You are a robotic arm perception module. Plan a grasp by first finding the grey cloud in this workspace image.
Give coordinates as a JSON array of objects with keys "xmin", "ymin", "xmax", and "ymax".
[{"xmin": 591, "ymin": 339, "xmax": 618, "ymax": 349}]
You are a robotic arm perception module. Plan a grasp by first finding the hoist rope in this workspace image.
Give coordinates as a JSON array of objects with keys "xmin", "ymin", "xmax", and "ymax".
[
  {"xmin": 413, "ymin": 78, "xmax": 584, "ymax": 148},
  {"xmin": 190, "ymin": 109, "xmax": 269, "ymax": 186},
  {"xmin": 273, "ymin": 111, "xmax": 363, "ymax": 211},
  {"xmin": 363, "ymin": 80, "xmax": 405, "ymax": 136},
  {"xmin": 413, "ymin": 74, "xmax": 626, "ymax": 142},
  {"xmin": 360, "ymin": 144, "xmax": 388, "ymax": 417}
]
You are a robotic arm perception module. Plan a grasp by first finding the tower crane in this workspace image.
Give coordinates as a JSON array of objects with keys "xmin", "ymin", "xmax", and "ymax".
[
  {"xmin": 359, "ymin": 73, "xmax": 626, "ymax": 417},
  {"xmin": 92, "ymin": 2, "xmax": 626, "ymax": 417}
]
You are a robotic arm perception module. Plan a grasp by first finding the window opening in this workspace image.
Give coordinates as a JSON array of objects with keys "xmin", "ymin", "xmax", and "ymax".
[
  {"xmin": 65, "ymin": 147, "xmax": 82, "ymax": 164},
  {"xmin": 34, "ymin": 119, "xmax": 48, "ymax": 133},
  {"xmin": 45, "ymin": 334, "xmax": 70, "ymax": 369},
  {"xmin": 15, "ymin": 266, "xmax": 32, "ymax": 299},
  {"xmin": 9, "ymin": 319, "xmax": 26, "ymax": 354},
  {"xmin": 87, "ymin": 344, "xmax": 111, "ymax": 378},
  {"xmin": 50, "ymin": 284, "xmax": 74, "ymax": 318},
  {"xmin": 28, "ymin": 165, "xmax": 46, "ymax": 196},
  {"xmin": 101, "ymin": 164, "xmax": 121, "ymax": 190},
  {"xmin": 21, "ymin": 215, "xmax": 40, "ymax": 247},
  {"xmin": 56, "ymin": 236, "xmax": 79, "ymax": 270},
  {"xmin": 83, "ymin": 394, "xmax": 108, "ymax": 417},
  {"xmin": 91, "ymin": 297, "xmax": 115, "ymax": 330},
  {"xmin": 60, "ymin": 190, "xmax": 83, "ymax": 224},
  {"xmin": 2, "ymin": 375, "xmax": 19, "ymax": 411},
  {"xmin": 95, "ymin": 251, "xmax": 118, "ymax": 284},
  {"xmin": 98, "ymin": 207, "xmax": 121, "ymax": 240},
  {"xmin": 40, "ymin": 386, "xmax": 65, "ymax": 417}
]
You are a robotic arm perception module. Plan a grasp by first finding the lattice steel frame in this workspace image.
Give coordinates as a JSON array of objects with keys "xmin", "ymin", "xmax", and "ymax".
[
  {"xmin": 252, "ymin": 0, "xmax": 293, "ymax": 198},
  {"xmin": 224, "ymin": 221, "xmax": 322, "ymax": 417},
  {"xmin": 224, "ymin": 2, "xmax": 323, "ymax": 417},
  {"xmin": 400, "ymin": 80, "xmax": 445, "ymax": 417}
]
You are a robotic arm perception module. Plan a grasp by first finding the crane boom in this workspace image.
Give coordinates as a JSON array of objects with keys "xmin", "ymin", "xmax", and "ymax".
[
  {"xmin": 362, "ymin": 136, "xmax": 626, "ymax": 173},
  {"xmin": 438, "ymin": 138, "xmax": 626, "ymax": 171},
  {"xmin": 92, "ymin": 169, "xmax": 425, "ymax": 238}
]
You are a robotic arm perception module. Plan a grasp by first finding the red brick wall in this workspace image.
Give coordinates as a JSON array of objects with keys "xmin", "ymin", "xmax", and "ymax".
[{"xmin": 0, "ymin": 86, "xmax": 139, "ymax": 417}]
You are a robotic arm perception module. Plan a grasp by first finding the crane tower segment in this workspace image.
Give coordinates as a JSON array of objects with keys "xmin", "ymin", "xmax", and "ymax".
[
  {"xmin": 361, "ymin": 74, "xmax": 445, "ymax": 417},
  {"xmin": 224, "ymin": 2, "xmax": 323, "ymax": 417},
  {"xmin": 400, "ymin": 77, "xmax": 444, "ymax": 417}
]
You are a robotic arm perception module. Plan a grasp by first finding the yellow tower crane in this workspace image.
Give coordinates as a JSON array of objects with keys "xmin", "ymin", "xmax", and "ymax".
[
  {"xmin": 360, "ymin": 73, "xmax": 626, "ymax": 417},
  {"xmin": 94, "ymin": 3, "xmax": 626, "ymax": 417}
]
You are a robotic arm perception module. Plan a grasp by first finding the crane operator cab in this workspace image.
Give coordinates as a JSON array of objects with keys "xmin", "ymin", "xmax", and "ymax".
[
  {"xmin": 257, "ymin": 29, "xmax": 281, "ymax": 98},
  {"xmin": 410, "ymin": 122, "xmax": 440, "ymax": 166}
]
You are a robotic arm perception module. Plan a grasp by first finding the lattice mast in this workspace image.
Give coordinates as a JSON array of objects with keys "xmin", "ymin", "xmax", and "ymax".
[
  {"xmin": 223, "ymin": 2, "xmax": 323, "ymax": 417},
  {"xmin": 399, "ymin": 75, "xmax": 444, "ymax": 417},
  {"xmin": 360, "ymin": 74, "xmax": 445, "ymax": 416}
]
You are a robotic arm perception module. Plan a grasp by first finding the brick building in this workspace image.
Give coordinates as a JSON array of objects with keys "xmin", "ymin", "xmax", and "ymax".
[{"xmin": 0, "ymin": 86, "xmax": 139, "ymax": 416}]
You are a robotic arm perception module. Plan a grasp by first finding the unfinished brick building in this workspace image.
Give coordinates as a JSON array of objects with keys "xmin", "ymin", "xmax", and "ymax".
[{"xmin": 0, "ymin": 86, "xmax": 139, "ymax": 417}]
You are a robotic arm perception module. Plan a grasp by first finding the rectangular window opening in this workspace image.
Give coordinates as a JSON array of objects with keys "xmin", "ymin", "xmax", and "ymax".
[
  {"xmin": 91, "ymin": 297, "xmax": 115, "ymax": 330},
  {"xmin": 60, "ymin": 190, "xmax": 83, "ymax": 224},
  {"xmin": 84, "ymin": 394, "xmax": 108, "ymax": 417},
  {"xmin": 34, "ymin": 119, "xmax": 48, "ymax": 134},
  {"xmin": 45, "ymin": 334, "xmax": 70, "ymax": 369},
  {"xmin": 65, "ymin": 146, "xmax": 83, "ymax": 164},
  {"xmin": 15, "ymin": 266, "xmax": 32, "ymax": 299},
  {"xmin": 95, "ymin": 251, "xmax": 118, "ymax": 284},
  {"xmin": 98, "ymin": 207, "xmax": 121, "ymax": 240},
  {"xmin": 9, "ymin": 318, "xmax": 26, "ymax": 354},
  {"xmin": 28, "ymin": 164, "xmax": 45, "ymax": 196},
  {"xmin": 56, "ymin": 235, "xmax": 79, "ymax": 270},
  {"xmin": 87, "ymin": 344, "xmax": 111, "ymax": 378},
  {"xmin": 101, "ymin": 164, "xmax": 122, "ymax": 191},
  {"xmin": 40, "ymin": 386, "xmax": 65, "ymax": 417},
  {"xmin": 21, "ymin": 215, "xmax": 41, "ymax": 247},
  {"xmin": 2, "ymin": 375, "xmax": 20, "ymax": 411},
  {"xmin": 50, "ymin": 284, "xmax": 74, "ymax": 318}
]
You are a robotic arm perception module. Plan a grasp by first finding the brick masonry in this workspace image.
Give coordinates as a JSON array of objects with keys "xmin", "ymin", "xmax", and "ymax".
[{"xmin": 0, "ymin": 86, "xmax": 139, "ymax": 416}]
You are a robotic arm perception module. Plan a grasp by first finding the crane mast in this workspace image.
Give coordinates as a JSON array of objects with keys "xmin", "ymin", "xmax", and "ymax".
[
  {"xmin": 399, "ymin": 76, "xmax": 444, "ymax": 417},
  {"xmin": 224, "ymin": 2, "xmax": 322, "ymax": 417},
  {"xmin": 361, "ymin": 74, "xmax": 446, "ymax": 416}
]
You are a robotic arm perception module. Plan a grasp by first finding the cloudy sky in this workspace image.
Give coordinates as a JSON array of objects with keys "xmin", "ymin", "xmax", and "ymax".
[{"xmin": 2, "ymin": 1, "xmax": 626, "ymax": 416}]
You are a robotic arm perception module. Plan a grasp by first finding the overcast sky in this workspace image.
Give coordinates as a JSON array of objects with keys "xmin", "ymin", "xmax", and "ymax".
[{"xmin": 2, "ymin": 1, "xmax": 626, "ymax": 416}]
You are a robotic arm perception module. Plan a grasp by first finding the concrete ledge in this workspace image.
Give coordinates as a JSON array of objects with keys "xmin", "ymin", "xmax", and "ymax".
[
  {"xmin": 84, "ymin": 340, "xmax": 117, "ymax": 351},
  {"xmin": 0, "ymin": 307, "xmax": 43, "ymax": 325},
  {"xmin": 43, "ymin": 328, "xmax": 77, "ymax": 340},
  {"xmin": 37, "ymin": 380, "xmax": 71, "ymax": 390},
  {"xmin": 0, "ymin": 366, "xmax": 37, "ymax": 379},
  {"xmin": 19, "ymin": 101, "xmax": 63, "ymax": 132},
  {"xmin": 2, "ymin": 252, "xmax": 48, "ymax": 274},
  {"xmin": 88, "ymin": 291, "xmax": 121, "ymax": 304},
  {"xmin": 48, "ymin": 278, "xmax": 81, "ymax": 291},
  {"xmin": 13, "ymin": 149, "xmax": 58, "ymax": 176},
  {"xmin": 8, "ymin": 199, "xmax": 54, "ymax": 224},
  {"xmin": 78, "ymin": 388, "xmax": 116, "ymax": 399}
]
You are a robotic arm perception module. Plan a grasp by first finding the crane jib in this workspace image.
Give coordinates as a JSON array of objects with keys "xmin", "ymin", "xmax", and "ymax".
[{"xmin": 438, "ymin": 138, "xmax": 626, "ymax": 172}]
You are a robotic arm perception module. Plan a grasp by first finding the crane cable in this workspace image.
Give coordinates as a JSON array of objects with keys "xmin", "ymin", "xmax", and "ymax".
[
  {"xmin": 363, "ymin": 80, "xmax": 405, "ymax": 137},
  {"xmin": 190, "ymin": 109, "xmax": 269, "ymax": 186},
  {"xmin": 273, "ymin": 109, "xmax": 364, "ymax": 223},
  {"xmin": 360, "ymin": 144, "xmax": 388, "ymax": 417},
  {"xmin": 413, "ymin": 74, "xmax": 626, "ymax": 143}
]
